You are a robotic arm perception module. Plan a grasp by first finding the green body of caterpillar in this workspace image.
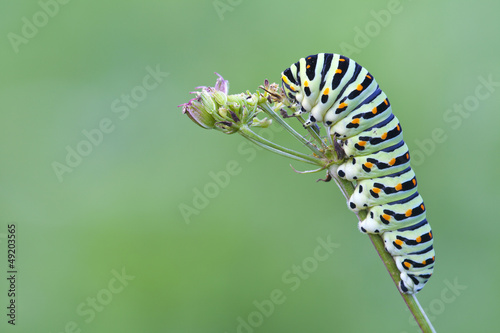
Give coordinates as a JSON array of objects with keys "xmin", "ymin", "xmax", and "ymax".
[{"xmin": 281, "ymin": 53, "xmax": 435, "ymax": 294}]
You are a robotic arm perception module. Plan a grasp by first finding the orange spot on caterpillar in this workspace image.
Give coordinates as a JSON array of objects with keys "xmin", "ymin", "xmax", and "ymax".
[
  {"xmin": 412, "ymin": 179, "xmax": 416, "ymax": 186},
  {"xmin": 364, "ymin": 162, "xmax": 373, "ymax": 169},
  {"xmin": 372, "ymin": 187, "xmax": 381, "ymax": 194},
  {"xmin": 323, "ymin": 87, "xmax": 330, "ymax": 95},
  {"xmin": 338, "ymin": 102, "xmax": 348, "ymax": 108},
  {"xmin": 381, "ymin": 132, "xmax": 388, "ymax": 140},
  {"xmin": 405, "ymin": 209, "xmax": 412, "ymax": 217},
  {"xmin": 395, "ymin": 183, "xmax": 402, "ymax": 191},
  {"xmin": 366, "ymin": 75, "xmax": 372, "ymax": 79},
  {"xmin": 397, "ymin": 124, "xmax": 401, "ymax": 131},
  {"xmin": 422, "ymin": 259, "xmax": 427, "ymax": 264},
  {"xmin": 339, "ymin": 58, "xmax": 345, "ymax": 62},
  {"xmin": 307, "ymin": 65, "xmax": 311, "ymax": 69},
  {"xmin": 403, "ymin": 262, "xmax": 412, "ymax": 269},
  {"xmin": 351, "ymin": 118, "xmax": 360, "ymax": 124},
  {"xmin": 358, "ymin": 141, "xmax": 366, "ymax": 146},
  {"xmin": 304, "ymin": 81, "xmax": 309, "ymax": 87},
  {"xmin": 421, "ymin": 204, "xmax": 425, "ymax": 210},
  {"xmin": 384, "ymin": 99, "xmax": 388, "ymax": 105},
  {"xmin": 416, "ymin": 236, "xmax": 422, "ymax": 243},
  {"xmin": 335, "ymin": 69, "xmax": 342, "ymax": 74},
  {"xmin": 356, "ymin": 84, "xmax": 363, "ymax": 91},
  {"xmin": 429, "ymin": 232, "xmax": 432, "ymax": 238},
  {"xmin": 382, "ymin": 214, "xmax": 391, "ymax": 221},
  {"xmin": 282, "ymin": 75, "xmax": 288, "ymax": 83},
  {"xmin": 290, "ymin": 86, "xmax": 296, "ymax": 91},
  {"xmin": 389, "ymin": 158, "xmax": 396, "ymax": 166},
  {"xmin": 372, "ymin": 107, "xmax": 377, "ymax": 114},
  {"xmin": 395, "ymin": 239, "xmax": 403, "ymax": 246}
]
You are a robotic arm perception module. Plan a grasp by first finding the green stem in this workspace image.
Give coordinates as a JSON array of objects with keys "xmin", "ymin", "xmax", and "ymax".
[
  {"xmin": 258, "ymin": 102, "xmax": 323, "ymax": 156},
  {"xmin": 238, "ymin": 126, "xmax": 322, "ymax": 166},
  {"xmin": 327, "ymin": 166, "xmax": 436, "ymax": 333}
]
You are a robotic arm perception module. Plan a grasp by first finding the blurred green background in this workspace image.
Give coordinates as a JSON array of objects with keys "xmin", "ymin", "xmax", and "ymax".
[{"xmin": 1, "ymin": 1, "xmax": 499, "ymax": 332}]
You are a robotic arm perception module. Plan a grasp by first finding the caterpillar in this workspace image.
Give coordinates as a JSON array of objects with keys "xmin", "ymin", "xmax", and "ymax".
[{"xmin": 281, "ymin": 53, "xmax": 435, "ymax": 294}]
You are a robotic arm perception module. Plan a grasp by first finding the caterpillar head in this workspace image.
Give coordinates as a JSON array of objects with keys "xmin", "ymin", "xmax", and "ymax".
[
  {"xmin": 281, "ymin": 68, "xmax": 299, "ymax": 104},
  {"xmin": 281, "ymin": 69, "xmax": 318, "ymax": 127}
]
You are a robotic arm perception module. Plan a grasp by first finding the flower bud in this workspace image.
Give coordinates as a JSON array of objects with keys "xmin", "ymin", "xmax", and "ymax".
[
  {"xmin": 179, "ymin": 98, "xmax": 216, "ymax": 129},
  {"xmin": 212, "ymin": 90, "xmax": 228, "ymax": 106},
  {"xmin": 218, "ymin": 107, "xmax": 228, "ymax": 118},
  {"xmin": 200, "ymin": 91, "xmax": 216, "ymax": 114}
]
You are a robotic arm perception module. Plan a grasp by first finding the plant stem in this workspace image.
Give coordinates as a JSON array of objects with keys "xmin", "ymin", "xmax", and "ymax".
[
  {"xmin": 258, "ymin": 102, "xmax": 324, "ymax": 155},
  {"xmin": 238, "ymin": 126, "xmax": 323, "ymax": 166},
  {"xmin": 327, "ymin": 166, "xmax": 436, "ymax": 333}
]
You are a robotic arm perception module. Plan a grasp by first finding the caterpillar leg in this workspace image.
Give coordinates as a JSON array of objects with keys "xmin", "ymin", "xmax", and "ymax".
[
  {"xmin": 303, "ymin": 114, "xmax": 317, "ymax": 127},
  {"xmin": 293, "ymin": 105, "xmax": 308, "ymax": 117}
]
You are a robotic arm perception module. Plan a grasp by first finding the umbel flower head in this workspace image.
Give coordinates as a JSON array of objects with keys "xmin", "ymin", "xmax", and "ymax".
[{"xmin": 179, "ymin": 73, "xmax": 271, "ymax": 134}]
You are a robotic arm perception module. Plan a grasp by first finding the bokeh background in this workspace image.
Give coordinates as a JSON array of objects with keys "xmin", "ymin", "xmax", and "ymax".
[{"xmin": 1, "ymin": 1, "xmax": 499, "ymax": 332}]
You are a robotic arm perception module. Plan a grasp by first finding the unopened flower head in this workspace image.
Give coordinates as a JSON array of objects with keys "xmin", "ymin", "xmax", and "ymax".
[{"xmin": 179, "ymin": 73, "xmax": 271, "ymax": 134}]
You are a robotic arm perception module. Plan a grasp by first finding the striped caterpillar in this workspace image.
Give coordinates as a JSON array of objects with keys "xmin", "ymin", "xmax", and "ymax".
[{"xmin": 281, "ymin": 53, "xmax": 435, "ymax": 294}]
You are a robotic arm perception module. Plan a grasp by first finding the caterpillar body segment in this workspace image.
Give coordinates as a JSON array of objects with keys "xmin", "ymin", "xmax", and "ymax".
[
  {"xmin": 359, "ymin": 191, "xmax": 426, "ymax": 234},
  {"xmin": 330, "ymin": 88, "xmax": 392, "ymax": 139},
  {"xmin": 341, "ymin": 113, "xmax": 404, "ymax": 157},
  {"xmin": 337, "ymin": 140, "xmax": 411, "ymax": 181},
  {"xmin": 348, "ymin": 167, "xmax": 418, "ymax": 211}
]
